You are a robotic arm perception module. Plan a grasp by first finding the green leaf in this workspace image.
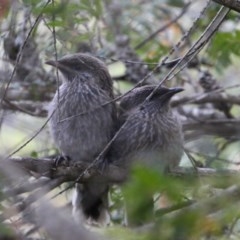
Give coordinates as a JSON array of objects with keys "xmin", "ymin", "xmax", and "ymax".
[
  {"xmin": 167, "ymin": 0, "xmax": 185, "ymax": 7},
  {"xmin": 30, "ymin": 150, "xmax": 38, "ymax": 158},
  {"xmin": 47, "ymin": 19, "xmax": 65, "ymax": 27},
  {"xmin": 79, "ymin": 0, "xmax": 103, "ymax": 19},
  {"xmin": 122, "ymin": 165, "xmax": 187, "ymax": 225},
  {"xmin": 207, "ymin": 30, "xmax": 240, "ymax": 72}
]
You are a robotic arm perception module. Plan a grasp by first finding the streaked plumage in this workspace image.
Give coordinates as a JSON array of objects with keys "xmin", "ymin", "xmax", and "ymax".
[{"xmin": 47, "ymin": 53, "xmax": 116, "ymax": 223}]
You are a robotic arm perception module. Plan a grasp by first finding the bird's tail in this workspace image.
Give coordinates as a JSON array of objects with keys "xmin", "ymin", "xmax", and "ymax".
[{"xmin": 72, "ymin": 182, "xmax": 110, "ymax": 225}]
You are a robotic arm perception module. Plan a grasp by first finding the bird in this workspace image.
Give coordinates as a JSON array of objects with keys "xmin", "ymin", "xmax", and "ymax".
[
  {"xmin": 108, "ymin": 85, "xmax": 184, "ymax": 171},
  {"xmin": 46, "ymin": 53, "xmax": 117, "ymax": 224},
  {"xmin": 106, "ymin": 85, "xmax": 184, "ymax": 225},
  {"xmin": 199, "ymin": 70, "xmax": 233, "ymax": 119},
  {"xmin": 119, "ymin": 85, "xmax": 160, "ymax": 120}
]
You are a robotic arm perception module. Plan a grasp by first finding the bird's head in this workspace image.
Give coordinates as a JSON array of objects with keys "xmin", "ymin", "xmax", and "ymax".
[
  {"xmin": 120, "ymin": 85, "xmax": 183, "ymax": 113},
  {"xmin": 149, "ymin": 87, "xmax": 183, "ymax": 107},
  {"xmin": 120, "ymin": 85, "xmax": 157, "ymax": 113},
  {"xmin": 144, "ymin": 87, "xmax": 183, "ymax": 114},
  {"xmin": 46, "ymin": 53, "xmax": 112, "ymax": 91}
]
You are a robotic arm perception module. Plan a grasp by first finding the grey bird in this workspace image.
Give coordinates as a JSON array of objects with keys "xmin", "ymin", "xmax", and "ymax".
[
  {"xmin": 108, "ymin": 85, "xmax": 184, "ymax": 171},
  {"xmin": 46, "ymin": 53, "xmax": 117, "ymax": 224},
  {"xmin": 199, "ymin": 70, "xmax": 233, "ymax": 119},
  {"xmin": 107, "ymin": 85, "xmax": 184, "ymax": 225}
]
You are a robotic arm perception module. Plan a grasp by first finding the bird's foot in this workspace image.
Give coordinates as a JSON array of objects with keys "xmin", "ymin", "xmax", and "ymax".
[{"xmin": 54, "ymin": 155, "xmax": 71, "ymax": 167}]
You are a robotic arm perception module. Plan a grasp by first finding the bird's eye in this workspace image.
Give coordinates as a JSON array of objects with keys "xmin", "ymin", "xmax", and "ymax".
[{"xmin": 140, "ymin": 105, "xmax": 145, "ymax": 111}]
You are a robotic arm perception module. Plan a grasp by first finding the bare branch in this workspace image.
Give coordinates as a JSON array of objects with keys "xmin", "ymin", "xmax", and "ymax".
[
  {"xmin": 134, "ymin": 2, "xmax": 191, "ymax": 50},
  {"xmin": 8, "ymin": 156, "xmax": 128, "ymax": 183},
  {"xmin": 183, "ymin": 120, "xmax": 240, "ymax": 140},
  {"xmin": 7, "ymin": 157, "xmax": 240, "ymax": 185},
  {"xmin": 4, "ymin": 178, "xmax": 51, "ymax": 197},
  {"xmin": 212, "ymin": 0, "xmax": 240, "ymax": 13},
  {"xmin": 174, "ymin": 184, "xmax": 240, "ymax": 215},
  {"xmin": 171, "ymin": 167, "xmax": 240, "ymax": 178},
  {"xmin": 2, "ymin": 99, "xmax": 48, "ymax": 117},
  {"xmin": 172, "ymin": 92, "xmax": 240, "ymax": 107}
]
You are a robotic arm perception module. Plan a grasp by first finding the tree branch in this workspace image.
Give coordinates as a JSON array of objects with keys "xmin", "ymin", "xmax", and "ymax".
[
  {"xmin": 8, "ymin": 156, "xmax": 128, "ymax": 183},
  {"xmin": 7, "ymin": 157, "xmax": 240, "ymax": 185},
  {"xmin": 212, "ymin": 0, "xmax": 240, "ymax": 13},
  {"xmin": 172, "ymin": 92, "xmax": 240, "ymax": 107}
]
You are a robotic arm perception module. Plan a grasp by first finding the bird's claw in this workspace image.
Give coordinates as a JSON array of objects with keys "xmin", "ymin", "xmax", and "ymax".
[{"xmin": 54, "ymin": 155, "xmax": 71, "ymax": 167}]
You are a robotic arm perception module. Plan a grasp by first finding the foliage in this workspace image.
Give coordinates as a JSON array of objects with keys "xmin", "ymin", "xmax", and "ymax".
[{"xmin": 207, "ymin": 31, "xmax": 240, "ymax": 72}]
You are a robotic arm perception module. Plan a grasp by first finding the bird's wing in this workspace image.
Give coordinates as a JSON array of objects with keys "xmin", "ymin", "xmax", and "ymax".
[{"xmin": 109, "ymin": 111, "xmax": 162, "ymax": 163}]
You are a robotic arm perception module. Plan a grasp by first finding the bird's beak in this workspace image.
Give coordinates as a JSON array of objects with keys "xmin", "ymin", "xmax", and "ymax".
[
  {"xmin": 45, "ymin": 60, "xmax": 59, "ymax": 67},
  {"xmin": 160, "ymin": 87, "xmax": 184, "ymax": 103},
  {"xmin": 168, "ymin": 87, "xmax": 184, "ymax": 95},
  {"xmin": 45, "ymin": 59, "xmax": 70, "ymax": 75}
]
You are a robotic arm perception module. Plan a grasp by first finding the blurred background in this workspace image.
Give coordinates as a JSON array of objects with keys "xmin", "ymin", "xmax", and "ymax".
[{"xmin": 1, "ymin": 0, "xmax": 240, "ymax": 239}]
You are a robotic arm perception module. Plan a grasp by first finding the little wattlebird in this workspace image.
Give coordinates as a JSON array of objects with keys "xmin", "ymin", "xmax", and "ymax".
[
  {"xmin": 108, "ymin": 85, "xmax": 184, "ymax": 170},
  {"xmin": 199, "ymin": 70, "xmax": 233, "ymax": 119},
  {"xmin": 46, "ymin": 53, "xmax": 117, "ymax": 224},
  {"xmin": 106, "ymin": 85, "xmax": 184, "ymax": 225}
]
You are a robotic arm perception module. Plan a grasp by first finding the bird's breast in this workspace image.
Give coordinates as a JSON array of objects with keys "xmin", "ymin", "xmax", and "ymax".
[{"xmin": 48, "ymin": 82, "xmax": 115, "ymax": 162}]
